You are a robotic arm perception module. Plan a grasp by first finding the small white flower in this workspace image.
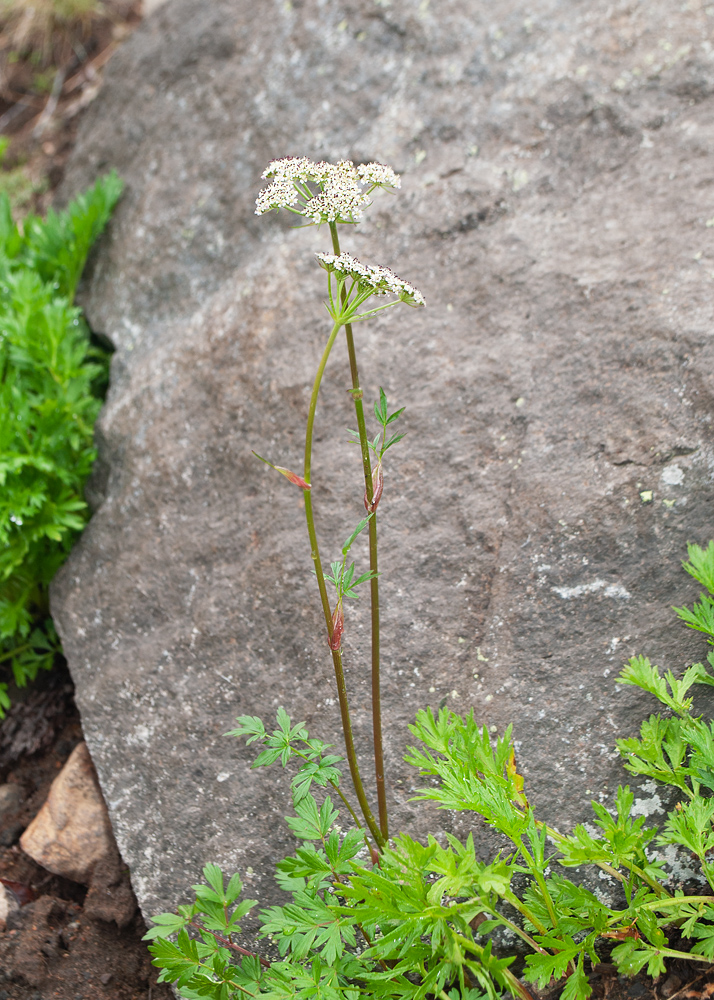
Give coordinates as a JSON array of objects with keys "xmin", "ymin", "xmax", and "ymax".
[
  {"xmin": 262, "ymin": 156, "xmax": 315, "ymax": 182},
  {"xmin": 316, "ymin": 251, "xmax": 425, "ymax": 307},
  {"xmin": 357, "ymin": 162, "xmax": 401, "ymax": 189},
  {"xmin": 305, "ymin": 160, "xmax": 368, "ymax": 223},
  {"xmin": 254, "ymin": 178, "xmax": 299, "ymax": 215}
]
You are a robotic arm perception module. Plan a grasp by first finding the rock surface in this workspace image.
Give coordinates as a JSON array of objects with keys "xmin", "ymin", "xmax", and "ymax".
[
  {"xmin": 53, "ymin": 0, "xmax": 714, "ymax": 928},
  {"xmin": 0, "ymin": 884, "xmax": 19, "ymax": 932},
  {"xmin": 0, "ymin": 784, "xmax": 22, "ymax": 821},
  {"xmin": 20, "ymin": 742, "xmax": 113, "ymax": 885}
]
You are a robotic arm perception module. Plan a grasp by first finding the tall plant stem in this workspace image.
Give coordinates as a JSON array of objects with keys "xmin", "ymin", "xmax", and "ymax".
[
  {"xmin": 303, "ymin": 319, "xmax": 384, "ymax": 849},
  {"xmin": 329, "ymin": 222, "xmax": 389, "ymax": 842}
]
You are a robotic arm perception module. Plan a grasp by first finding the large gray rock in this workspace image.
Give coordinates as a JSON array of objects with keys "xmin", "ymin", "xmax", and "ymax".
[{"xmin": 53, "ymin": 0, "xmax": 714, "ymax": 929}]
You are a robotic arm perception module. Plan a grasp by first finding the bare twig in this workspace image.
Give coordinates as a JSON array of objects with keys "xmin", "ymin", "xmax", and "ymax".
[
  {"xmin": 33, "ymin": 66, "xmax": 67, "ymax": 137},
  {"xmin": 666, "ymin": 973, "xmax": 705, "ymax": 999},
  {"xmin": 64, "ymin": 41, "xmax": 117, "ymax": 93},
  {"xmin": 0, "ymin": 100, "xmax": 30, "ymax": 132}
]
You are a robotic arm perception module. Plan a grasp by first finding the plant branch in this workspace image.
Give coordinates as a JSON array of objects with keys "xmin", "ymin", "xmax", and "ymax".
[
  {"xmin": 303, "ymin": 317, "xmax": 384, "ymax": 849},
  {"xmin": 329, "ymin": 221, "xmax": 388, "ymax": 843},
  {"xmin": 447, "ymin": 937, "xmax": 537, "ymax": 1000},
  {"xmin": 191, "ymin": 919, "xmax": 271, "ymax": 968}
]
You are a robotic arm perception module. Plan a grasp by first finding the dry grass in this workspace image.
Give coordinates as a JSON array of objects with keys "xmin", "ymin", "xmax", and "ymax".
[{"xmin": 0, "ymin": 0, "xmax": 106, "ymax": 69}]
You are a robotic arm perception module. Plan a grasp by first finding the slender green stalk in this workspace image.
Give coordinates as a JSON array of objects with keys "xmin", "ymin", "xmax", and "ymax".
[
  {"xmin": 637, "ymin": 896, "xmax": 714, "ymax": 912},
  {"xmin": 329, "ymin": 221, "xmax": 388, "ymax": 842},
  {"xmin": 502, "ymin": 888, "xmax": 548, "ymax": 936},
  {"xmin": 0, "ymin": 642, "xmax": 31, "ymax": 665},
  {"xmin": 460, "ymin": 912, "xmax": 547, "ymax": 957},
  {"xmin": 517, "ymin": 839, "xmax": 560, "ymax": 932},
  {"xmin": 303, "ymin": 318, "xmax": 384, "ymax": 849},
  {"xmin": 444, "ymin": 938, "xmax": 536, "ymax": 1000}
]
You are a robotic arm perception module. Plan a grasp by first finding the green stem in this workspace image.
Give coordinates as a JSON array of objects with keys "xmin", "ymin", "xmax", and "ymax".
[
  {"xmin": 446, "ymin": 938, "xmax": 536, "ymax": 1000},
  {"xmin": 502, "ymin": 888, "xmax": 548, "ymax": 936},
  {"xmin": 329, "ymin": 221, "xmax": 388, "ymax": 843},
  {"xmin": 457, "ymin": 914, "xmax": 546, "ymax": 957},
  {"xmin": 303, "ymin": 319, "xmax": 384, "ymax": 849},
  {"xmin": 640, "ymin": 946, "xmax": 714, "ymax": 964},
  {"xmin": 634, "ymin": 895, "xmax": 714, "ymax": 914},
  {"xmin": 517, "ymin": 839, "xmax": 559, "ymax": 932},
  {"xmin": 0, "ymin": 642, "xmax": 31, "ymax": 665}
]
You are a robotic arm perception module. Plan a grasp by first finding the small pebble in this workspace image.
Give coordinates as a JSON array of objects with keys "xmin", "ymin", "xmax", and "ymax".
[
  {"xmin": 100, "ymin": 972, "xmax": 112, "ymax": 985},
  {"xmin": 661, "ymin": 974, "xmax": 683, "ymax": 998}
]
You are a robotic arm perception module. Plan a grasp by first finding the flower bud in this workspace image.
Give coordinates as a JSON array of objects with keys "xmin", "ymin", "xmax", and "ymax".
[
  {"xmin": 275, "ymin": 466, "xmax": 311, "ymax": 490},
  {"xmin": 364, "ymin": 462, "xmax": 383, "ymax": 513},
  {"xmin": 329, "ymin": 602, "xmax": 344, "ymax": 651},
  {"xmin": 252, "ymin": 451, "xmax": 311, "ymax": 490}
]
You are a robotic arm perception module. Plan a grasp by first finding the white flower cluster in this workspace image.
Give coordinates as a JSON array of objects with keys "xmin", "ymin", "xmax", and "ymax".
[
  {"xmin": 316, "ymin": 251, "xmax": 425, "ymax": 307},
  {"xmin": 255, "ymin": 157, "xmax": 401, "ymax": 224},
  {"xmin": 254, "ymin": 177, "xmax": 299, "ymax": 215},
  {"xmin": 357, "ymin": 162, "xmax": 401, "ymax": 189}
]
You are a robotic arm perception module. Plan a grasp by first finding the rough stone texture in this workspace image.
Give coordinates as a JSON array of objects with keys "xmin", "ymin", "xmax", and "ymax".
[
  {"xmin": 20, "ymin": 743, "xmax": 113, "ymax": 884},
  {"xmin": 0, "ymin": 883, "xmax": 19, "ymax": 932},
  {"xmin": 53, "ymin": 0, "xmax": 714, "ymax": 928},
  {"xmin": 0, "ymin": 784, "xmax": 22, "ymax": 822}
]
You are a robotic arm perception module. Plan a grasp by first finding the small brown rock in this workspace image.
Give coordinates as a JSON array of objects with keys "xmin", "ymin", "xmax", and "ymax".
[
  {"xmin": 660, "ymin": 974, "xmax": 683, "ymax": 998},
  {"xmin": 0, "ymin": 884, "xmax": 19, "ymax": 931},
  {"xmin": 20, "ymin": 742, "xmax": 113, "ymax": 884}
]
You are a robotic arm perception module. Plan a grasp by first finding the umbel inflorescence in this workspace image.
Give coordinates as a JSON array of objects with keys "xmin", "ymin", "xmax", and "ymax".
[
  {"xmin": 255, "ymin": 156, "xmax": 423, "ymax": 320},
  {"xmin": 254, "ymin": 156, "xmax": 401, "ymax": 225},
  {"xmin": 316, "ymin": 252, "xmax": 425, "ymax": 308}
]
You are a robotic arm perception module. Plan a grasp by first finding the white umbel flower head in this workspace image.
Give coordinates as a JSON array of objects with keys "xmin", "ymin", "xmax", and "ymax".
[
  {"xmin": 255, "ymin": 157, "xmax": 401, "ymax": 223},
  {"xmin": 316, "ymin": 251, "xmax": 425, "ymax": 307},
  {"xmin": 357, "ymin": 163, "xmax": 401, "ymax": 190},
  {"xmin": 304, "ymin": 160, "xmax": 368, "ymax": 223},
  {"xmin": 254, "ymin": 177, "xmax": 300, "ymax": 215},
  {"xmin": 262, "ymin": 156, "xmax": 314, "ymax": 182}
]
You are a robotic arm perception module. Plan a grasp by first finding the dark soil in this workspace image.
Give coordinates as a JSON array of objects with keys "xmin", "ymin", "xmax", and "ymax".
[{"xmin": 0, "ymin": 662, "xmax": 172, "ymax": 1000}]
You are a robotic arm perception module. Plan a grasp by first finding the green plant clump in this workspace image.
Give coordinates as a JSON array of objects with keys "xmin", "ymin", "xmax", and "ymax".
[
  {"xmin": 147, "ymin": 540, "xmax": 714, "ymax": 999},
  {"xmin": 146, "ymin": 158, "xmax": 714, "ymax": 999},
  {"xmin": 0, "ymin": 170, "xmax": 123, "ymax": 714}
]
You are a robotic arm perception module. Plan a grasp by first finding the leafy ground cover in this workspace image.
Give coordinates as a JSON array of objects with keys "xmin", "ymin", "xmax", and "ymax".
[
  {"xmin": 145, "ymin": 542, "xmax": 714, "ymax": 1000},
  {"xmin": 0, "ymin": 169, "xmax": 122, "ymax": 715}
]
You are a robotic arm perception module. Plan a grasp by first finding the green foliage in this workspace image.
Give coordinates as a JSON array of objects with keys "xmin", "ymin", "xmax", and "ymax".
[
  {"xmin": 226, "ymin": 709, "xmax": 346, "ymax": 806},
  {"xmin": 0, "ymin": 138, "xmax": 47, "ymax": 215},
  {"xmin": 348, "ymin": 387, "xmax": 406, "ymax": 461},
  {"xmin": 323, "ymin": 514, "xmax": 378, "ymax": 603},
  {"xmin": 148, "ymin": 542, "xmax": 714, "ymax": 999},
  {"xmin": 0, "ymin": 171, "xmax": 122, "ymax": 713}
]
